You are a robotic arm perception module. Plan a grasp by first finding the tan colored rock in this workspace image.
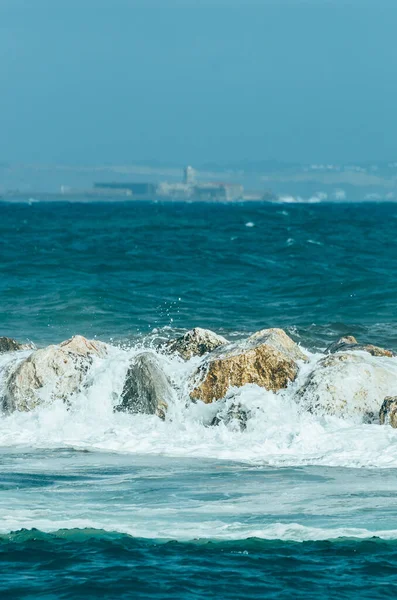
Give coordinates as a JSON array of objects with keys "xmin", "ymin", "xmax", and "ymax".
[
  {"xmin": 379, "ymin": 396, "xmax": 397, "ymax": 428},
  {"xmin": 190, "ymin": 328, "xmax": 308, "ymax": 404},
  {"xmin": 296, "ymin": 352, "xmax": 397, "ymax": 421},
  {"xmin": 326, "ymin": 336, "xmax": 394, "ymax": 358},
  {"xmin": 359, "ymin": 344, "xmax": 395, "ymax": 358},
  {"xmin": 165, "ymin": 327, "xmax": 228, "ymax": 360},
  {"xmin": 2, "ymin": 335, "xmax": 108, "ymax": 413}
]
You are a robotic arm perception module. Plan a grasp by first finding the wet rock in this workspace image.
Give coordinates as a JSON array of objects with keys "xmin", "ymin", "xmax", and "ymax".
[
  {"xmin": 165, "ymin": 327, "xmax": 229, "ymax": 360},
  {"xmin": 296, "ymin": 352, "xmax": 397, "ymax": 421},
  {"xmin": 211, "ymin": 402, "xmax": 249, "ymax": 431},
  {"xmin": 379, "ymin": 396, "xmax": 397, "ymax": 428},
  {"xmin": 116, "ymin": 352, "xmax": 171, "ymax": 419},
  {"xmin": 0, "ymin": 337, "xmax": 31, "ymax": 354},
  {"xmin": 326, "ymin": 336, "xmax": 394, "ymax": 358},
  {"xmin": 190, "ymin": 328, "xmax": 308, "ymax": 404},
  {"xmin": 325, "ymin": 336, "xmax": 358, "ymax": 354},
  {"xmin": 2, "ymin": 335, "xmax": 108, "ymax": 413}
]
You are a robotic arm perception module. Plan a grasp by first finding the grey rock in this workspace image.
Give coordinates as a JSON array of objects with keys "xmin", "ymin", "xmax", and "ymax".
[
  {"xmin": 211, "ymin": 402, "xmax": 249, "ymax": 431},
  {"xmin": 380, "ymin": 396, "xmax": 397, "ymax": 428},
  {"xmin": 0, "ymin": 337, "xmax": 31, "ymax": 354},
  {"xmin": 165, "ymin": 327, "xmax": 228, "ymax": 360},
  {"xmin": 116, "ymin": 352, "xmax": 171, "ymax": 419},
  {"xmin": 325, "ymin": 336, "xmax": 358, "ymax": 354}
]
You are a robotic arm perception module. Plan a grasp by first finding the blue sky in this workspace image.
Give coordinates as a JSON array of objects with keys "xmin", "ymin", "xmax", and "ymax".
[{"xmin": 1, "ymin": 0, "xmax": 396, "ymax": 165}]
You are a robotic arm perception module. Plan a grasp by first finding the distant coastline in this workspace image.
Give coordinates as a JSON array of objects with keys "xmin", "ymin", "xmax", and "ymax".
[{"xmin": 3, "ymin": 159, "xmax": 397, "ymax": 202}]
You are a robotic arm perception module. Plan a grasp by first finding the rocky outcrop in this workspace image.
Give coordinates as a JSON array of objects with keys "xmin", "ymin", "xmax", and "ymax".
[
  {"xmin": 296, "ymin": 352, "xmax": 397, "ymax": 421},
  {"xmin": 326, "ymin": 336, "xmax": 394, "ymax": 358},
  {"xmin": 380, "ymin": 396, "xmax": 397, "ymax": 428},
  {"xmin": 165, "ymin": 328, "xmax": 228, "ymax": 360},
  {"xmin": 190, "ymin": 328, "xmax": 308, "ymax": 404},
  {"xmin": 1, "ymin": 335, "xmax": 107, "ymax": 413},
  {"xmin": 0, "ymin": 337, "xmax": 31, "ymax": 354},
  {"xmin": 116, "ymin": 352, "xmax": 171, "ymax": 419}
]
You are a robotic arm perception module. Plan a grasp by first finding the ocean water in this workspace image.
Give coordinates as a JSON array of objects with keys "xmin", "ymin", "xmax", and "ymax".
[{"xmin": 1, "ymin": 200, "xmax": 397, "ymax": 598}]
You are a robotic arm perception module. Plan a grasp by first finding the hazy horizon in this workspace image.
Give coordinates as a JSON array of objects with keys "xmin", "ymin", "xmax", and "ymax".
[{"xmin": 1, "ymin": 0, "xmax": 397, "ymax": 165}]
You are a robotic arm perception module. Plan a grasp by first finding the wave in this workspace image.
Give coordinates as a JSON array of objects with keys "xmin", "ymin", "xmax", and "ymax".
[
  {"xmin": 1, "ymin": 339, "xmax": 397, "ymax": 469},
  {"xmin": 3, "ymin": 523, "xmax": 397, "ymax": 543}
]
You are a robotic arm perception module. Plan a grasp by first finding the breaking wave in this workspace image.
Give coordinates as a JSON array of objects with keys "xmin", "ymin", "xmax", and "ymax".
[{"xmin": 1, "ymin": 339, "xmax": 397, "ymax": 470}]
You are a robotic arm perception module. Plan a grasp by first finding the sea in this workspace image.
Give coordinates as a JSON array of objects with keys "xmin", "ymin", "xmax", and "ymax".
[{"xmin": 1, "ymin": 200, "xmax": 397, "ymax": 598}]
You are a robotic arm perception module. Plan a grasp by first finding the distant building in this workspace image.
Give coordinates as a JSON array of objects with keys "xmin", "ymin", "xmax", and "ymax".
[
  {"xmin": 93, "ymin": 167, "xmax": 244, "ymax": 201},
  {"xmin": 94, "ymin": 182, "xmax": 157, "ymax": 197},
  {"xmin": 183, "ymin": 165, "xmax": 196, "ymax": 186},
  {"xmin": 156, "ymin": 182, "xmax": 192, "ymax": 198},
  {"xmin": 193, "ymin": 182, "xmax": 243, "ymax": 202}
]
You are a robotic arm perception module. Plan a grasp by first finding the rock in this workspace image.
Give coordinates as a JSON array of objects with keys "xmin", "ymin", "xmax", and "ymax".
[
  {"xmin": 165, "ymin": 327, "xmax": 229, "ymax": 360},
  {"xmin": 296, "ymin": 352, "xmax": 397, "ymax": 421},
  {"xmin": 326, "ymin": 336, "xmax": 394, "ymax": 358},
  {"xmin": 211, "ymin": 402, "xmax": 249, "ymax": 431},
  {"xmin": 0, "ymin": 337, "xmax": 31, "ymax": 354},
  {"xmin": 190, "ymin": 328, "xmax": 308, "ymax": 404},
  {"xmin": 325, "ymin": 336, "xmax": 358, "ymax": 353},
  {"xmin": 2, "ymin": 335, "xmax": 108, "ymax": 413},
  {"xmin": 116, "ymin": 352, "xmax": 171, "ymax": 419},
  {"xmin": 380, "ymin": 397, "xmax": 397, "ymax": 428}
]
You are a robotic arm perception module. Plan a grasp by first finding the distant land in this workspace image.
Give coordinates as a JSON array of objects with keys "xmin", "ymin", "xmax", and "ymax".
[{"xmin": 2, "ymin": 160, "xmax": 397, "ymax": 202}]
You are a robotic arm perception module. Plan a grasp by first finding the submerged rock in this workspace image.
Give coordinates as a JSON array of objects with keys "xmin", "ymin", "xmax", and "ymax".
[
  {"xmin": 190, "ymin": 328, "xmax": 308, "ymax": 404},
  {"xmin": 296, "ymin": 352, "xmax": 397, "ymax": 421},
  {"xmin": 379, "ymin": 396, "xmax": 397, "ymax": 428},
  {"xmin": 116, "ymin": 352, "xmax": 171, "ymax": 419},
  {"xmin": 326, "ymin": 336, "xmax": 394, "ymax": 358},
  {"xmin": 165, "ymin": 327, "xmax": 228, "ymax": 360},
  {"xmin": 211, "ymin": 402, "xmax": 249, "ymax": 431},
  {"xmin": 0, "ymin": 337, "xmax": 31, "ymax": 354},
  {"xmin": 2, "ymin": 335, "xmax": 108, "ymax": 413}
]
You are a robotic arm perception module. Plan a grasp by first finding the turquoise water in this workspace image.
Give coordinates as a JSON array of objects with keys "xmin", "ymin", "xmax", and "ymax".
[
  {"xmin": 1, "ymin": 200, "xmax": 397, "ymax": 598},
  {"xmin": 2, "ymin": 201, "xmax": 397, "ymax": 347}
]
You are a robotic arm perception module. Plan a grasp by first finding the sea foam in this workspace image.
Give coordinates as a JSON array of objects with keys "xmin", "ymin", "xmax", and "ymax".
[{"xmin": 1, "ymin": 342, "xmax": 397, "ymax": 469}]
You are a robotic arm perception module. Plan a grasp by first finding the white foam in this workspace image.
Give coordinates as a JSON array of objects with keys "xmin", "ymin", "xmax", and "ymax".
[
  {"xmin": 1, "ymin": 344, "xmax": 397, "ymax": 469},
  {"xmin": 1, "ymin": 515, "xmax": 397, "ymax": 542}
]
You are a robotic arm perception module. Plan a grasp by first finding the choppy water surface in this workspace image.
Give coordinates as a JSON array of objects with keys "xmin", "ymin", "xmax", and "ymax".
[
  {"xmin": 1, "ymin": 201, "xmax": 397, "ymax": 598},
  {"xmin": 1, "ymin": 201, "xmax": 397, "ymax": 348}
]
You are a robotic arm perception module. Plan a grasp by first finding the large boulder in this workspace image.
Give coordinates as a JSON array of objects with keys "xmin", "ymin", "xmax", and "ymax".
[
  {"xmin": 165, "ymin": 328, "xmax": 228, "ymax": 360},
  {"xmin": 0, "ymin": 337, "xmax": 31, "ymax": 354},
  {"xmin": 116, "ymin": 352, "xmax": 171, "ymax": 419},
  {"xmin": 380, "ymin": 397, "xmax": 397, "ymax": 428},
  {"xmin": 190, "ymin": 328, "xmax": 308, "ymax": 404},
  {"xmin": 296, "ymin": 352, "xmax": 397, "ymax": 421},
  {"xmin": 1, "ymin": 335, "xmax": 108, "ymax": 413},
  {"xmin": 326, "ymin": 336, "xmax": 395, "ymax": 358}
]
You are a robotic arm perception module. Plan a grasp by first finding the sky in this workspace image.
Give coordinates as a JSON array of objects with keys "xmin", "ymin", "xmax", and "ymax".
[{"xmin": 1, "ymin": 0, "xmax": 397, "ymax": 166}]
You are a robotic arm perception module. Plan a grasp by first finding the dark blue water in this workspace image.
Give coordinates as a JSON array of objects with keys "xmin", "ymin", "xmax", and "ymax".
[
  {"xmin": 2, "ymin": 531, "xmax": 397, "ymax": 600},
  {"xmin": 2, "ymin": 200, "xmax": 397, "ymax": 598}
]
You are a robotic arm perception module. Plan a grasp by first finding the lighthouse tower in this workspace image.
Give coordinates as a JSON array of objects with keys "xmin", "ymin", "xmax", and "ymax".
[{"xmin": 183, "ymin": 165, "xmax": 195, "ymax": 186}]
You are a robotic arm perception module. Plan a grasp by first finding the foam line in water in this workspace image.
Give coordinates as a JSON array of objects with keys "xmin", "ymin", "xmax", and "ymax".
[{"xmin": 2, "ymin": 522, "xmax": 397, "ymax": 543}]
